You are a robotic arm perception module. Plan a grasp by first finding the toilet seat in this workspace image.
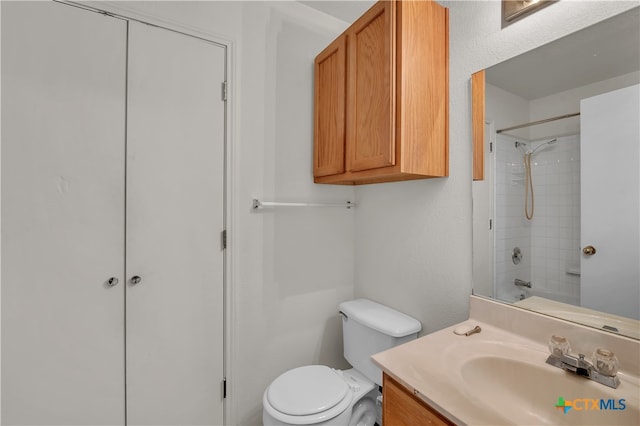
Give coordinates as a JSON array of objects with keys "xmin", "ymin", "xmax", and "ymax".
[{"xmin": 264, "ymin": 365, "xmax": 354, "ymax": 424}]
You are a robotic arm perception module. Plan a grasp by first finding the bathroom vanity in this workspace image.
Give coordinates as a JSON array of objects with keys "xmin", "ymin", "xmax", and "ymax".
[{"xmin": 373, "ymin": 296, "xmax": 640, "ymax": 425}]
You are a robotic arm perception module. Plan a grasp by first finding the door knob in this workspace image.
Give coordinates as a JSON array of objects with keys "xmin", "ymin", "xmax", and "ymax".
[
  {"xmin": 130, "ymin": 275, "xmax": 142, "ymax": 285},
  {"xmin": 107, "ymin": 277, "xmax": 119, "ymax": 287},
  {"xmin": 583, "ymin": 245, "xmax": 597, "ymax": 256}
]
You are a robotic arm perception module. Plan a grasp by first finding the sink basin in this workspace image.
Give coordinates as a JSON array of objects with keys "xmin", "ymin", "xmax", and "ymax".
[{"xmin": 456, "ymin": 345, "xmax": 639, "ymax": 425}]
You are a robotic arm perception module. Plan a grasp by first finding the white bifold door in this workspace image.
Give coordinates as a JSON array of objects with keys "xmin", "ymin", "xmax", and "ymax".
[
  {"xmin": 126, "ymin": 19, "xmax": 225, "ymax": 426},
  {"xmin": 1, "ymin": 2, "xmax": 226, "ymax": 425}
]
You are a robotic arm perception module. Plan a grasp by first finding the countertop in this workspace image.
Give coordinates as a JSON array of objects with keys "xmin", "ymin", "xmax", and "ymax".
[
  {"xmin": 372, "ymin": 319, "xmax": 536, "ymax": 425},
  {"xmin": 372, "ymin": 316, "xmax": 639, "ymax": 425}
]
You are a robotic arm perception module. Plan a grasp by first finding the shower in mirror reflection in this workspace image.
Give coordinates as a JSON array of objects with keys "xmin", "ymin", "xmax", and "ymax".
[
  {"xmin": 494, "ymin": 134, "xmax": 581, "ymax": 305},
  {"xmin": 515, "ymin": 138, "xmax": 558, "ymax": 220}
]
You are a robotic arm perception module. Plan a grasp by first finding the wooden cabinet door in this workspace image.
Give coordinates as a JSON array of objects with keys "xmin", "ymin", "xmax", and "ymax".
[
  {"xmin": 383, "ymin": 373, "xmax": 453, "ymax": 426},
  {"xmin": 347, "ymin": 1, "xmax": 396, "ymax": 172},
  {"xmin": 1, "ymin": 2, "xmax": 127, "ymax": 424},
  {"xmin": 314, "ymin": 36, "xmax": 347, "ymax": 177},
  {"xmin": 313, "ymin": 0, "xmax": 448, "ymax": 184}
]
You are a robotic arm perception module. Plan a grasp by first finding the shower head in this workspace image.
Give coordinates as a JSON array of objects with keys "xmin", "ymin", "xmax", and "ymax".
[{"xmin": 529, "ymin": 138, "xmax": 557, "ymax": 155}]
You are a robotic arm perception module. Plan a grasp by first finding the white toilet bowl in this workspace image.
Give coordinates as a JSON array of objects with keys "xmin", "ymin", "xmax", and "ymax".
[
  {"xmin": 262, "ymin": 366, "xmax": 377, "ymax": 426},
  {"xmin": 262, "ymin": 299, "xmax": 422, "ymax": 426}
]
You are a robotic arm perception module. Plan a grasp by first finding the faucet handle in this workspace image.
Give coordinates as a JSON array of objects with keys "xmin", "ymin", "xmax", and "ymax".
[
  {"xmin": 548, "ymin": 335, "xmax": 571, "ymax": 356},
  {"xmin": 592, "ymin": 348, "xmax": 619, "ymax": 377}
]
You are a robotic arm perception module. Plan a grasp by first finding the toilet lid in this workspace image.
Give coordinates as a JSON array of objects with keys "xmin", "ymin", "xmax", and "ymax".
[{"xmin": 267, "ymin": 365, "xmax": 350, "ymax": 416}]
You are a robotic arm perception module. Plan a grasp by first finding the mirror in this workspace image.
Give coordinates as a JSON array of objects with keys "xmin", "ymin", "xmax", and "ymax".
[{"xmin": 472, "ymin": 7, "xmax": 640, "ymax": 339}]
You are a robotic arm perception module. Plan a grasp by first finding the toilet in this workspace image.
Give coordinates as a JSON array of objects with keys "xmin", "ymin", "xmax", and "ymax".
[{"xmin": 263, "ymin": 299, "xmax": 422, "ymax": 425}]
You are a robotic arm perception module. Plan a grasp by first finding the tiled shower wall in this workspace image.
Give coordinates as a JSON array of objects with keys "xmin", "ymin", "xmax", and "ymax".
[
  {"xmin": 530, "ymin": 135, "xmax": 581, "ymax": 304},
  {"xmin": 494, "ymin": 134, "xmax": 580, "ymax": 304}
]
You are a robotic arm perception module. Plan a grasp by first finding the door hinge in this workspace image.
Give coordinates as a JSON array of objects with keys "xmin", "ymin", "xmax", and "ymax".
[
  {"xmin": 223, "ymin": 378, "xmax": 227, "ymax": 399},
  {"xmin": 222, "ymin": 230, "xmax": 227, "ymax": 250},
  {"xmin": 489, "ymin": 142, "xmax": 493, "ymax": 153},
  {"xmin": 489, "ymin": 219, "xmax": 493, "ymax": 230},
  {"xmin": 222, "ymin": 81, "xmax": 228, "ymax": 102}
]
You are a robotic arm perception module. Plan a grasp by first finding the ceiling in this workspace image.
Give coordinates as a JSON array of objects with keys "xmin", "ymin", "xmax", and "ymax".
[
  {"xmin": 298, "ymin": 0, "xmax": 374, "ymax": 24},
  {"xmin": 486, "ymin": 7, "xmax": 640, "ymax": 100},
  {"xmin": 297, "ymin": 2, "xmax": 639, "ymax": 100}
]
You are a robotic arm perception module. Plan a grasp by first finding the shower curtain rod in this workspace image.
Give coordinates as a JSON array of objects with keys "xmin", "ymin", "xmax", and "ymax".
[{"xmin": 496, "ymin": 112, "xmax": 580, "ymax": 134}]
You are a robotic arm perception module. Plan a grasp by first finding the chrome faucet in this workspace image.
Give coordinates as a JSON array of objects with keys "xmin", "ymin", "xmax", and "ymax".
[
  {"xmin": 545, "ymin": 337, "xmax": 620, "ymax": 388},
  {"xmin": 514, "ymin": 278, "xmax": 531, "ymax": 288}
]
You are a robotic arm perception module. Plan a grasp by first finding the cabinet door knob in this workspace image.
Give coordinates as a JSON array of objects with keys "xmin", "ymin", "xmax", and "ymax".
[
  {"xmin": 583, "ymin": 245, "xmax": 597, "ymax": 256},
  {"xmin": 107, "ymin": 277, "xmax": 119, "ymax": 287},
  {"xmin": 130, "ymin": 275, "xmax": 142, "ymax": 285}
]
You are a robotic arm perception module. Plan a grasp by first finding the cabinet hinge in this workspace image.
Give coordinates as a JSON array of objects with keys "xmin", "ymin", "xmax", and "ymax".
[
  {"xmin": 222, "ymin": 81, "xmax": 228, "ymax": 102},
  {"xmin": 223, "ymin": 378, "xmax": 227, "ymax": 399},
  {"xmin": 222, "ymin": 230, "xmax": 227, "ymax": 250},
  {"xmin": 489, "ymin": 219, "xmax": 493, "ymax": 230}
]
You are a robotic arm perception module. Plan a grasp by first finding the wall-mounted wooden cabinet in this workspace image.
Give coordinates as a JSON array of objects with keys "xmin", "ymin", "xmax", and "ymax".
[
  {"xmin": 383, "ymin": 373, "xmax": 454, "ymax": 426},
  {"xmin": 314, "ymin": 0, "xmax": 449, "ymax": 185}
]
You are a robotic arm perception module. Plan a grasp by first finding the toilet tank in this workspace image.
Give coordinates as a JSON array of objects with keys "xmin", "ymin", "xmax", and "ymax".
[{"xmin": 339, "ymin": 299, "xmax": 421, "ymax": 386}]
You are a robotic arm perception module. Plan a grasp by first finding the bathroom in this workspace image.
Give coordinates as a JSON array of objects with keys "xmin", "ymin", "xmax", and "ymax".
[{"xmin": 1, "ymin": 1, "xmax": 638, "ymax": 425}]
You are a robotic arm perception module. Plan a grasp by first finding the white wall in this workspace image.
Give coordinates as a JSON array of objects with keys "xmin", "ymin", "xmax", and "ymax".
[
  {"xmin": 486, "ymin": 83, "xmax": 530, "ymax": 140},
  {"xmin": 529, "ymin": 71, "xmax": 640, "ymax": 139},
  {"xmin": 233, "ymin": 3, "xmax": 356, "ymax": 424}
]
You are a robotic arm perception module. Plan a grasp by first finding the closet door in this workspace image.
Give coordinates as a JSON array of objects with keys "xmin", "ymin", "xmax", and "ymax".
[
  {"xmin": 580, "ymin": 85, "xmax": 640, "ymax": 319},
  {"xmin": 1, "ymin": 2, "xmax": 127, "ymax": 425},
  {"xmin": 126, "ymin": 22, "xmax": 226, "ymax": 425}
]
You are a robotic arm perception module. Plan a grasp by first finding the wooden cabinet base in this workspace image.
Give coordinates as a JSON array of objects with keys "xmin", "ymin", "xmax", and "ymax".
[{"xmin": 383, "ymin": 373, "xmax": 454, "ymax": 426}]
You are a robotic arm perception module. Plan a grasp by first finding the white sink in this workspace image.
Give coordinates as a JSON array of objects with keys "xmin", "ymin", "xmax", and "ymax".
[{"xmin": 460, "ymin": 354, "xmax": 639, "ymax": 425}]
